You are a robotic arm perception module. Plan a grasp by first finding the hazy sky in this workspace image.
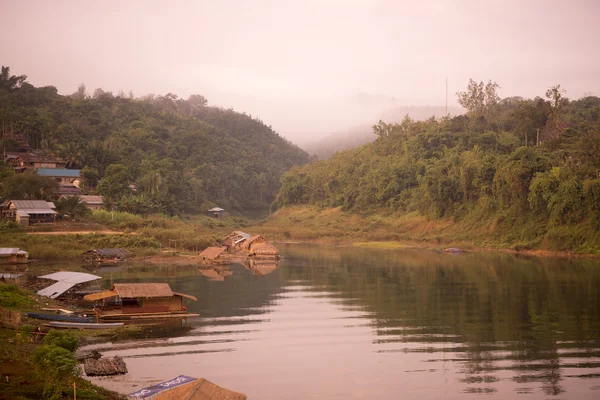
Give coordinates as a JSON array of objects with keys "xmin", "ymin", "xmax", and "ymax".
[{"xmin": 2, "ymin": 0, "xmax": 599, "ymax": 144}]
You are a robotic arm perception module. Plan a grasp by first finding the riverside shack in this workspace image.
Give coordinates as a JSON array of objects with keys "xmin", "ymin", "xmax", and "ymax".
[
  {"xmin": 0, "ymin": 248, "xmax": 29, "ymax": 264},
  {"xmin": 83, "ymin": 248, "xmax": 131, "ymax": 264},
  {"xmin": 83, "ymin": 283, "xmax": 198, "ymax": 320}
]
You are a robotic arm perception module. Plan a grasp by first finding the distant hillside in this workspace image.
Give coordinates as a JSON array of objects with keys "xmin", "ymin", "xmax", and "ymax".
[
  {"xmin": 0, "ymin": 66, "xmax": 310, "ymax": 214},
  {"xmin": 275, "ymin": 91, "xmax": 600, "ymax": 253},
  {"xmin": 303, "ymin": 105, "xmax": 464, "ymax": 160}
]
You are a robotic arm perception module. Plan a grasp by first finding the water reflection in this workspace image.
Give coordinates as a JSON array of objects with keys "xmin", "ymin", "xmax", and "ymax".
[
  {"xmin": 82, "ymin": 245, "xmax": 600, "ymax": 399},
  {"xmin": 199, "ymin": 266, "xmax": 233, "ymax": 281}
]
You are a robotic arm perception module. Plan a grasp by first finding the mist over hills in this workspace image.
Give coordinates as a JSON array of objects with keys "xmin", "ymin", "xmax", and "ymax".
[{"xmin": 302, "ymin": 104, "xmax": 464, "ymax": 160}]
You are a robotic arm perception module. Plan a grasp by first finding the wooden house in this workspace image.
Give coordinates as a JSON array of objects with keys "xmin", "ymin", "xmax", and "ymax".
[
  {"xmin": 83, "ymin": 248, "xmax": 131, "ymax": 264},
  {"xmin": 36, "ymin": 168, "xmax": 81, "ymax": 185},
  {"xmin": 0, "ymin": 248, "xmax": 29, "ymax": 264},
  {"xmin": 83, "ymin": 283, "xmax": 198, "ymax": 320},
  {"xmin": 79, "ymin": 195, "xmax": 104, "ymax": 210},
  {"xmin": 4, "ymin": 152, "xmax": 66, "ymax": 172},
  {"xmin": 5, "ymin": 200, "xmax": 57, "ymax": 225},
  {"xmin": 54, "ymin": 184, "xmax": 83, "ymax": 198},
  {"xmin": 243, "ymin": 235, "xmax": 280, "ymax": 258}
]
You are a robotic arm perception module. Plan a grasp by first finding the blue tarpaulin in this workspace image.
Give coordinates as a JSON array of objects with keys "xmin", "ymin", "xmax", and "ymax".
[{"xmin": 128, "ymin": 375, "xmax": 197, "ymax": 399}]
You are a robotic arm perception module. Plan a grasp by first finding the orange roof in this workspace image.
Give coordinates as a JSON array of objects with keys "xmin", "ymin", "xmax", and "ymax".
[
  {"xmin": 199, "ymin": 246, "xmax": 226, "ymax": 260},
  {"xmin": 155, "ymin": 378, "xmax": 246, "ymax": 400}
]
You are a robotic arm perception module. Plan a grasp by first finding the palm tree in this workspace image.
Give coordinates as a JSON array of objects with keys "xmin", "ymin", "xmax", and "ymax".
[
  {"xmin": 0, "ymin": 66, "xmax": 27, "ymax": 92},
  {"xmin": 55, "ymin": 196, "xmax": 90, "ymax": 221}
]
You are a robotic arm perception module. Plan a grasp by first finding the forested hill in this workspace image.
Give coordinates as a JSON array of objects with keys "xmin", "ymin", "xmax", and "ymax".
[
  {"xmin": 0, "ymin": 66, "xmax": 310, "ymax": 214},
  {"xmin": 275, "ymin": 81, "xmax": 600, "ymax": 251}
]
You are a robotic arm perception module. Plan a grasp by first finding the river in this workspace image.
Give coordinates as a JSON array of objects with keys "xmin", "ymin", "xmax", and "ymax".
[{"xmin": 81, "ymin": 244, "xmax": 600, "ymax": 399}]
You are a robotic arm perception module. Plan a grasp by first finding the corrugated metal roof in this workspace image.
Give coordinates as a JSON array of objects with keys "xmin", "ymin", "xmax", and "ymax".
[
  {"xmin": 37, "ymin": 272, "xmax": 101, "ymax": 298},
  {"xmin": 38, "ymin": 271, "xmax": 101, "ymax": 284},
  {"xmin": 36, "ymin": 168, "xmax": 81, "ymax": 177},
  {"xmin": 9, "ymin": 200, "xmax": 55, "ymax": 210},
  {"xmin": 55, "ymin": 185, "xmax": 82, "ymax": 195},
  {"xmin": 0, "ymin": 248, "xmax": 22, "ymax": 256},
  {"xmin": 113, "ymin": 283, "xmax": 174, "ymax": 298},
  {"xmin": 38, "ymin": 281, "xmax": 78, "ymax": 299},
  {"xmin": 19, "ymin": 209, "xmax": 57, "ymax": 215},
  {"xmin": 80, "ymin": 195, "xmax": 104, "ymax": 204}
]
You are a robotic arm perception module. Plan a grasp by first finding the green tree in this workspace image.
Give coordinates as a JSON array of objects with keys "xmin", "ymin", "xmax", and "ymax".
[
  {"xmin": 0, "ymin": 171, "xmax": 58, "ymax": 200},
  {"xmin": 0, "ymin": 65, "xmax": 27, "ymax": 92},
  {"xmin": 98, "ymin": 163, "xmax": 131, "ymax": 201},
  {"xmin": 456, "ymin": 79, "xmax": 500, "ymax": 117},
  {"xmin": 55, "ymin": 195, "xmax": 91, "ymax": 221},
  {"xmin": 32, "ymin": 345, "xmax": 79, "ymax": 399}
]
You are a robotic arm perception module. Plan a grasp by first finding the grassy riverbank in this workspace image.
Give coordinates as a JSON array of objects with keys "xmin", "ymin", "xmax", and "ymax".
[
  {"xmin": 251, "ymin": 205, "xmax": 600, "ymax": 255},
  {"xmin": 0, "ymin": 210, "xmax": 250, "ymax": 261},
  {"xmin": 0, "ymin": 283, "xmax": 128, "ymax": 400}
]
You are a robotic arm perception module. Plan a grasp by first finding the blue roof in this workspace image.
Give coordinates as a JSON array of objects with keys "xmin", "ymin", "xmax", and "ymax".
[{"xmin": 37, "ymin": 168, "xmax": 81, "ymax": 177}]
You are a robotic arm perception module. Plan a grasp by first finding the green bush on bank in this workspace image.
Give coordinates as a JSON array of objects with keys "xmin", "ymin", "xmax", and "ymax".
[{"xmin": 0, "ymin": 284, "xmax": 35, "ymax": 308}]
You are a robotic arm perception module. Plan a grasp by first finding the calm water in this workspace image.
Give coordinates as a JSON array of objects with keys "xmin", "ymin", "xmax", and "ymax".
[{"xmin": 82, "ymin": 245, "xmax": 600, "ymax": 399}]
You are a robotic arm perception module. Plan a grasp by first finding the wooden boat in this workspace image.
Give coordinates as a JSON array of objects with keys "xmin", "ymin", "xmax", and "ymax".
[
  {"xmin": 47, "ymin": 321, "xmax": 124, "ymax": 329},
  {"xmin": 25, "ymin": 312, "xmax": 93, "ymax": 323}
]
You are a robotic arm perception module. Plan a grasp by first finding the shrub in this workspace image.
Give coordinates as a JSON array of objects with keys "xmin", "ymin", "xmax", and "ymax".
[
  {"xmin": 32, "ymin": 344, "xmax": 80, "ymax": 399},
  {"xmin": 44, "ymin": 330, "xmax": 79, "ymax": 352},
  {"xmin": 0, "ymin": 284, "xmax": 34, "ymax": 308}
]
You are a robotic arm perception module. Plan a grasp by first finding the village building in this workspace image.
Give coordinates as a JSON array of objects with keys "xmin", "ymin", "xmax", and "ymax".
[
  {"xmin": 83, "ymin": 248, "xmax": 131, "ymax": 264},
  {"xmin": 3, "ymin": 152, "xmax": 66, "ymax": 172},
  {"xmin": 36, "ymin": 168, "xmax": 81, "ymax": 185},
  {"xmin": 54, "ymin": 184, "xmax": 83, "ymax": 198},
  {"xmin": 242, "ymin": 235, "xmax": 280, "ymax": 259},
  {"xmin": 3, "ymin": 200, "xmax": 57, "ymax": 225},
  {"xmin": 79, "ymin": 195, "xmax": 104, "ymax": 210},
  {"xmin": 223, "ymin": 231, "xmax": 252, "ymax": 250},
  {"xmin": 0, "ymin": 248, "xmax": 29, "ymax": 264},
  {"xmin": 83, "ymin": 283, "xmax": 197, "ymax": 320},
  {"xmin": 207, "ymin": 207, "xmax": 226, "ymax": 218}
]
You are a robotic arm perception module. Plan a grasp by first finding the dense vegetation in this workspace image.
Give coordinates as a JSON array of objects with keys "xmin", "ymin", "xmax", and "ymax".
[
  {"xmin": 275, "ymin": 81, "xmax": 600, "ymax": 252},
  {"xmin": 0, "ymin": 66, "xmax": 310, "ymax": 215}
]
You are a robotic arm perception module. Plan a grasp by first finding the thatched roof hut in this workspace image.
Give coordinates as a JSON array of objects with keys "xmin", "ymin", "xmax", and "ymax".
[
  {"xmin": 251, "ymin": 242, "xmax": 279, "ymax": 258},
  {"xmin": 155, "ymin": 378, "xmax": 247, "ymax": 400}
]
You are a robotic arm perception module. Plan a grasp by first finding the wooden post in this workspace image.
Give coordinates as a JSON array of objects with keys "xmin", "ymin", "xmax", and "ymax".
[{"xmin": 73, "ymin": 382, "xmax": 77, "ymax": 400}]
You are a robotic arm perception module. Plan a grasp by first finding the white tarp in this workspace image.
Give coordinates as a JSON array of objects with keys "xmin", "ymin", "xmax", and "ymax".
[{"xmin": 37, "ymin": 271, "xmax": 101, "ymax": 299}]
